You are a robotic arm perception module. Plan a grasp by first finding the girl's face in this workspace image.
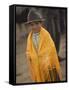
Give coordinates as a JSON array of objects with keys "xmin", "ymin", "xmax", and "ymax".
[{"xmin": 28, "ymin": 21, "xmax": 42, "ymax": 33}]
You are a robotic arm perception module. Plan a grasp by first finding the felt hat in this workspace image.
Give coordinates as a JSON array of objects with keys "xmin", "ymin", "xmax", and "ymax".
[{"xmin": 25, "ymin": 8, "xmax": 45, "ymax": 24}]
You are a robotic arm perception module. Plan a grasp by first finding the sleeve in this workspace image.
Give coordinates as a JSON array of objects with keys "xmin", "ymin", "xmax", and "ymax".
[
  {"xmin": 26, "ymin": 35, "xmax": 31, "ymax": 60},
  {"xmin": 47, "ymin": 32, "xmax": 62, "ymax": 81},
  {"xmin": 26, "ymin": 35, "xmax": 36, "ymax": 81}
]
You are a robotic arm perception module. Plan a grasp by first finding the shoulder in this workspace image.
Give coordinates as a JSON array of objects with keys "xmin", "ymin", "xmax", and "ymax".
[
  {"xmin": 41, "ymin": 27, "xmax": 55, "ymax": 46},
  {"xmin": 41, "ymin": 27, "xmax": 51, "ymax": 38},
  {"xmin": 27, "ymin": 31, "xmax": 32, "ymax": 45}
]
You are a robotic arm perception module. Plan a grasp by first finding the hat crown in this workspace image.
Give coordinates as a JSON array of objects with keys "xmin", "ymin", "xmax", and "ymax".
[{"xmin": 27, "ymin": 8, "xmax": 43, "ymax": 23}]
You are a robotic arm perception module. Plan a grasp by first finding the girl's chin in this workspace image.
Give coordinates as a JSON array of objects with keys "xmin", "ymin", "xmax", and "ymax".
[
  {"xmin": 32, "ymin": 30, "xmax": 39, "ymax": 33},
  {"xmin": 32, "ymin": 29, "xmax": 40, "ymax": 32}
]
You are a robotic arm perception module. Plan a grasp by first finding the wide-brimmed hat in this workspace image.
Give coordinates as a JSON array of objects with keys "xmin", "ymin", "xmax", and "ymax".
[{"xmin": 24, "ymin": 8, "xmax": 45, "ymax": 25}]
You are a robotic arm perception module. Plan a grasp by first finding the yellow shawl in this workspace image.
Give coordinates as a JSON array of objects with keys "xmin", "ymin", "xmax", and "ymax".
[{"xmin": 26, "ymin": 27, "xmax": 62, "ymax": 82}]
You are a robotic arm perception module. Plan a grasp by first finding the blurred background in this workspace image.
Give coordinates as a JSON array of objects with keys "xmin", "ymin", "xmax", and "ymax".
[{"xmin": 16, "ymin": 6, "xmax": 67, "ymax": 83}]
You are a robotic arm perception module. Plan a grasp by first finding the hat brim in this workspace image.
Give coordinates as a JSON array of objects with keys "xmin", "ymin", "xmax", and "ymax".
[{"xmin": 24, "ymin": 18, "xmax": 45, "ymax": 25}]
